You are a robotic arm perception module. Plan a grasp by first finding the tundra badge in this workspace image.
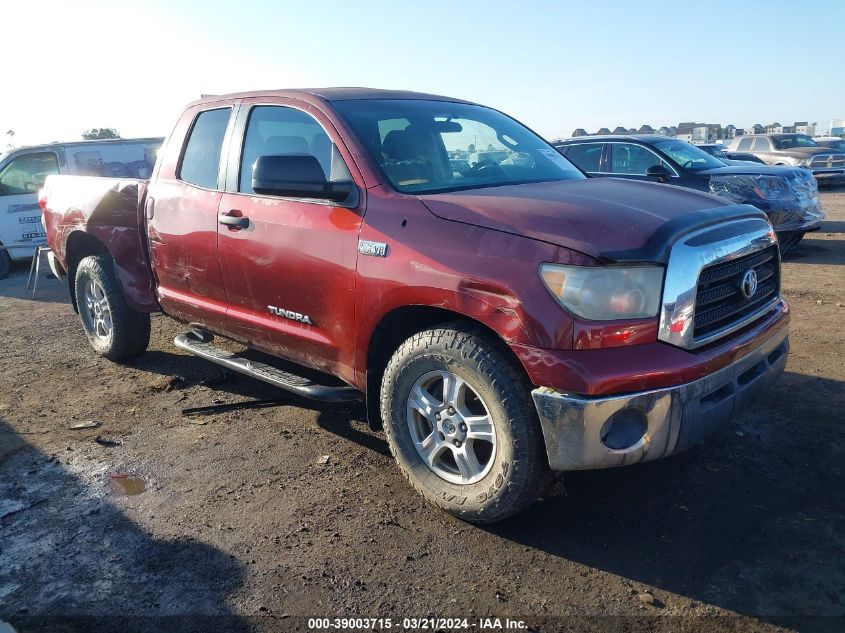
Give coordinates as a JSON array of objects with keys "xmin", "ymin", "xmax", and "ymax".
[
  {"xmin": 358, "ymin": 240, "xmax": 388, "ymax": 257},
  {"xmin": 268, "ymin": 306, "xmax": 314, "ymax": 325}
]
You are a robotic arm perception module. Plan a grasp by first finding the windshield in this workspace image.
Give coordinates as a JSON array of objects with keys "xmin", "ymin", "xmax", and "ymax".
[
  {"xmin": 773, "ymin": 135, "xmax": 819, "ymax": 149},
  {"xmin": 333, "ymin": 99, "xmax": 584, "ymax": 194},
  {"xmin": 653, "ymin": 140, "xmax": 727, "ymax": 171}
]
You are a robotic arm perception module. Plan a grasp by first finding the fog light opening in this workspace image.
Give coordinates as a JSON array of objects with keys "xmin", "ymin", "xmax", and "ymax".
[{"xmin": 600, "ymin": 408, "xmax": 647, "ymax": 451}]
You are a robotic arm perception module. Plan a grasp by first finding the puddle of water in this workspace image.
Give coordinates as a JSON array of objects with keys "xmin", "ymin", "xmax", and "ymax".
[{"xmin": 107, "ymin": 474, "xmax": 145, "ymax": 496}]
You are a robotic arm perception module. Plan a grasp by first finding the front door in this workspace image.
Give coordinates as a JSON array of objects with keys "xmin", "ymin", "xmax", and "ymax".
[
  {"xmin": 0, "ymin": 151, "xmax": 59, "ymax": 258},
  {"xmin": 217, "ymin": 100, "xmax": 364, "ymax": 380},
  {"xmin": 146, "ymin": 105, "xmax": 235, "ymax": 332}
]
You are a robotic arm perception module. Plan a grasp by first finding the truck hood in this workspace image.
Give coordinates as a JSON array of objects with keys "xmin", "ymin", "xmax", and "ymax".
[
  {"xmin": 418, "ymin": 178, "xmax": 734, "ymax": 259},
  {"xmin": 776, "ymin": 146, "xmax": 838, "ymax": 157}
]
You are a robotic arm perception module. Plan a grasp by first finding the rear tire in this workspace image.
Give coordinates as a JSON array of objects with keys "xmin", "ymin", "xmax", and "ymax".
[
  {"xmin": 380, "ymin": 324, "xmax": 551, "ymax": 523},
  {"xmin": 74, "ymin": 255, "xmax": 150, "ymax": 360},
  {"xmin": 0, "ymin": 246, "xmax": 11, "ymax": 280}
]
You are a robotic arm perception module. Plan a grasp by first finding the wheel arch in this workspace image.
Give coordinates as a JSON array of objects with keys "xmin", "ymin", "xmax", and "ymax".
[
  {"xmin": 364, "ymin": 304, "xmax": 530, "ymax": 430},
  {"xmin": 63, "ymin": 227, "xmax": 159, "ymax": 314}
]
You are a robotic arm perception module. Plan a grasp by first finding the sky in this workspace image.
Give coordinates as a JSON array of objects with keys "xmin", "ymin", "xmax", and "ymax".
[{"xmin": 2, "ymin": 0, "xmax": 844, "ymax": 148}]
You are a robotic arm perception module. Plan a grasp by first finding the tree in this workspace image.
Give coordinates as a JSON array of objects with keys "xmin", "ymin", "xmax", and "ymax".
[{"xmin": 82, "ymin": 128, "xmax": 120, "ymax": 140}]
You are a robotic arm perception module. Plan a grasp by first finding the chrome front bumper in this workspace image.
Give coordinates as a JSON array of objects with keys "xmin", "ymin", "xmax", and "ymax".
[{"xmin": 531, "ymin": 330, "xmax": 789, "ymax": 471}]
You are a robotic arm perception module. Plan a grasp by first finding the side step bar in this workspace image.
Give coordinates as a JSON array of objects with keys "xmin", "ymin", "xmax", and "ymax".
[{"xmin": 174, "ymin": 331, "xmax": 361, "ymax": 403}]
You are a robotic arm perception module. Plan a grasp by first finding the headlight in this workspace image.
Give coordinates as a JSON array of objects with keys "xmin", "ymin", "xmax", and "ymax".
[
  {"xmin": 539, "ymin": 264, "xmax": 664, "ymax": 320},
  {"xmin": 753, "ymin": 176, "xmax": 791, "ymax": 200},
  {"xmin": 792, "ymin": 157, "xmax": 812, "ymax": 167}
]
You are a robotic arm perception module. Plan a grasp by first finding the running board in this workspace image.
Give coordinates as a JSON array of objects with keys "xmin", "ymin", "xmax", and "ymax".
[{"xmin": 173, "ymin": 331, "xmax": 361, "ymax": 402}]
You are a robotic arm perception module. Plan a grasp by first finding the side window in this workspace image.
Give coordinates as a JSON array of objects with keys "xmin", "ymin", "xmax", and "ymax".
[
  {"xmin": 179, "ymin": 108, "xmax": 231, "ymax": 189},
  {"xmin": 752, "ymin": 137, "xmax": 771, "ymax": 152},
  {"xmin": 563, "ymin": 143, "xmax": 603, "ymax": 172},
  {"xmin": 0, "ymin": 152, "xmax": 59, "ymax": 196},
  {"xmin": 239, "ymin": 105, "xmax": 350, "ymax": 194},
  {"xmin": 610, "ymin": 144, "xmax": 665, "ymax": 175},
  {"xmin": 737, "ymin": 137, "xmax": 753, "ymax": 151}
]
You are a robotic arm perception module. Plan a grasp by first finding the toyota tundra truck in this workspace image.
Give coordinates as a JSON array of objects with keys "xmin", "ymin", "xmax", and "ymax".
[{"xmin": 40, "ymin": 89, "xmax": 790, "ymax": 522}]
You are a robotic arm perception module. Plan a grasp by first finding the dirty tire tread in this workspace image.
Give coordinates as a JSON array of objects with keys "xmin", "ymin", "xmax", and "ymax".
[
  {"xmin": 74, "ymin": 255, "xmax": 150, "ymax": 360},
  {"xmin": 380, "ymin": 323, "xmax": 551, "ymax": 523}
]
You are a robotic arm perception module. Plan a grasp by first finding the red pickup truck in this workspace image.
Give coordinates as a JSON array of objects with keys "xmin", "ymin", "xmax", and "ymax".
[{"xmin": 40, "ymin": 88, "xmax": 790, "ymax": 522}]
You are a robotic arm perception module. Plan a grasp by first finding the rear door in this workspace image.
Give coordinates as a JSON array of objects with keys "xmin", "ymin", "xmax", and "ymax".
[
  {"xmin": 560, "ymin": 142, "xmax": 605, "ymax": 177},
  {"xmin": 0, "ymin": 150, "xmax": 59, "ymax": 259},
  {"xmin": 751, "ymin": 136, "xmax": 775, "ymax": 163},
  {"xmin": 216, "ymin": 98, "xmax": 364, "ymax": 379},
  {"xmin": 146, "ymin": 104, "xmax": 236, "ymax": 332}
]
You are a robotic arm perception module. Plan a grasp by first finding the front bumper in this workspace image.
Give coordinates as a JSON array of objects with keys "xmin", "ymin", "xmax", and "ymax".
[{"xmin": 531, "ymin": 329, "xmax": 789, "ymax": 471}]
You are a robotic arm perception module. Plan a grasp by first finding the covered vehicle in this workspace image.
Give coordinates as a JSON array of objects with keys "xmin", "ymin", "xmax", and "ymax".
[{"xmin": 555, "ymin": 135, "xmax": 823, "ymax": 253}]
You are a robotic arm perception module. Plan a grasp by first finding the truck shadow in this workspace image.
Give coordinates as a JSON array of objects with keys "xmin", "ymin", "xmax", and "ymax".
[
  {"xmin": 784, "ymin": 236, "xmax": 845, "ymax": 265},
  {"xmin": 125, "ymin": 349, "xmax": 387, "ymax": 455},
  {"xmin": 0, "ymin": 420, "xmax": 250, "ymax": 633},
  {"xmin": 482, "ymin": 370, "xmax": 845, "ymax": 629}
]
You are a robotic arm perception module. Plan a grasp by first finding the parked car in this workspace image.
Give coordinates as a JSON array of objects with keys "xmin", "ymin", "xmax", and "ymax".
[
  {"xmin": 723, "ymin": 151, "xmax": 766, "ymax": 164},
  {"xmin": 41, "ymin": 89, "xmax": 789, "ymax": 523},
  {"xmin": 555, "ymin": 135, "xmax": 823, "ymax": 253},
  {"xmin": 0, "ymin": 138, "xmax": 162, "ymax": 278},
  {"xmin": 813, "ymin": 137, "xmax": 845, "ymax": 153},
  {"xmin": 697, "ymin": 143, "xmax": 764, "ymax": 165},
  {"xmin": 725, "ymin": 134, "xmax": 845, "ymax": 186}
]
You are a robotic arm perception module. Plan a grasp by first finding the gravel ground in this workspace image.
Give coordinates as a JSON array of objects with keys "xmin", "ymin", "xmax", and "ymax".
[{"xmin": 1, "ymin": 190, "xmax": 843, "ymax": 633}]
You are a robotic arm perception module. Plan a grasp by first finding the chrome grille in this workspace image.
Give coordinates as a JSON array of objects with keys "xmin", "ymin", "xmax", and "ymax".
[
  {"xmin": 693, "ymin": 245, "xmax": 779, "ymax": 339},
  {"xmin": 810, "ymin": 153, "xmax": 845, "ymax": 168}
]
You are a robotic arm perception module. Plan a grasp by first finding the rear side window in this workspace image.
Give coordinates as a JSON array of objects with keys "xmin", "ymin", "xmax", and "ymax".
[
  {"xmin": 563, "ymin": 143, "xmax": 602, "ymax": 172},
  {"xmin": 751, "ymin": 137, "xmax": 771, "ymax": 152},
  {"xmin": 737, "ymin": 137, "xmax": 753, "ymax": 151},
  {"xmin": 239, "ymin": 105, "xmax": 349, "ymax": 194},
  {"xmin": 179, "ymin": 108, "xmax": 231, "ymax": 189},
  {"xmin": 0, "ymin": 152, "xmax": 59, "ymax": 196}
]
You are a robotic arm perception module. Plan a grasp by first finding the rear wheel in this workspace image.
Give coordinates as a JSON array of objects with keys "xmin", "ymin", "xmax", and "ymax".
[
  {"xmin": 75, "ymin": 255, "xmax": 150, "ymax": 360},
  {"xmin": 0, "ymin": 248, "xmax": 10, "ymax": 280},
  {"xmin": 380, "ymin": 324, "xmax": 551, "ymax": 523}
]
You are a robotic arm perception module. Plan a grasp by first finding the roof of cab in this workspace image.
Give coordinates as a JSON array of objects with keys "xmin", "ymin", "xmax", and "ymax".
[{"xmin": 189, "ymin": 87, "xmax": 476, "ymax": 107}]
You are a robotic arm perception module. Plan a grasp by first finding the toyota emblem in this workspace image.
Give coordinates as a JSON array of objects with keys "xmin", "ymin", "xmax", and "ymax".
[{"xmin": 741, "ymin": 269, "xmax": 758, "ymax": 299}]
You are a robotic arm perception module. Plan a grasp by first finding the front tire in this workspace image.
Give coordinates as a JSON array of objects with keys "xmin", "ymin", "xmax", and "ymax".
[
  {"xmin": 75, "ymin": 255, "xmax": 150, "ymax": 360},
  {"xmin": 380, "ymin": 324, "xmax": 551, "ymax": 523}
]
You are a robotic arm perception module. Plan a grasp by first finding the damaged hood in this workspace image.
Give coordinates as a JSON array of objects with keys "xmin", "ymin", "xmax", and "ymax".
[{"xmin": 418, "ymin": 178, "xmax": 734, "ymax": 258}]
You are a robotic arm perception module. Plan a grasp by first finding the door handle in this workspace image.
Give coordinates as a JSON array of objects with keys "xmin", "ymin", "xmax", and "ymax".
[
  {"xmin": 145, "ymin": 197, "xmax": 155, "ymax": 220},
  {"xmin": 218, "ymin": 212, "xmax": 249, "ymax": 229}
]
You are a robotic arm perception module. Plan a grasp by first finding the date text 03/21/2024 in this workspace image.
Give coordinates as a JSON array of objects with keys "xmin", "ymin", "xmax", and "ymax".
[{"xmin": 306, "ymin": 617, "xmax": 528, "ymax": 630}]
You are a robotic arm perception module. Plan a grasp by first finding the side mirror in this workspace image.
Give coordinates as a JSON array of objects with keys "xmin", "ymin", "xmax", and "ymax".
[
  {"xmin": 252, "ymin": 154, "xmax": 354, "ymax": 203},
  {"xmin": 646, "ymin": 164, "xmax": 671, "ymax": 183}
]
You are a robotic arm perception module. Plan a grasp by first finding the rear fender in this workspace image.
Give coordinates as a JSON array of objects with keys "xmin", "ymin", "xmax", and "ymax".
[{"xmin": 44, "ymin": 176, "xmax": 159, "ymax": 313}]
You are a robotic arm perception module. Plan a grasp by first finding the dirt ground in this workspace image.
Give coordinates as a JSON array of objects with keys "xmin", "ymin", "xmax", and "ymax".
[{"xmin": 1, "ymin": 190, "xmax": 843, "ymax": 633}]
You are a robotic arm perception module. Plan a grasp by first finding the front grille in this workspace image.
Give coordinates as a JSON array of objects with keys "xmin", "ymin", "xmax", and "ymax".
[
  {"xmin": 810, "ymin": 153, "xmax": 845, "ymax": 168},
  {"xmin": 693, "ymin": 245, "xmax": 779, "ymax": 339}
]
